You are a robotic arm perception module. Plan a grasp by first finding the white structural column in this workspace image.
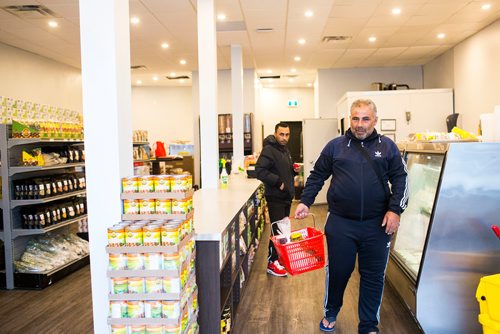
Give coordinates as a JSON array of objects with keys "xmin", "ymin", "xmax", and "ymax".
[
  {"xmin": 79, "ymin": 1, "xmax": 133, "ymax": 332},
  {"xmin": 197, "ymin": 0, "xmax": 219, "ymax": 189},
  {"xmin": 231, "ymin": 44, "xmax": 244, "ymax": 170}
]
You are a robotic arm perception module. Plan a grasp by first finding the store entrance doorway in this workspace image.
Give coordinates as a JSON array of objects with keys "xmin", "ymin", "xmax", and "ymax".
[{"xmin": 282, "ymin": 121, "xmax": 302, "ymax": 163}]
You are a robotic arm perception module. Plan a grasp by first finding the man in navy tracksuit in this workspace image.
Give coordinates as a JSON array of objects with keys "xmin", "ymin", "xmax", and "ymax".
[{"xmin": 295, "ymin": 99, "xmax": 408, "ymax": 334}]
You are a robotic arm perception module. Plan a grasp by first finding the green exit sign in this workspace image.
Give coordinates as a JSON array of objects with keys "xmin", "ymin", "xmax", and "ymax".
[{"xmin": 287, "ymin": 100, "xmax": 298, "ymax": 108}]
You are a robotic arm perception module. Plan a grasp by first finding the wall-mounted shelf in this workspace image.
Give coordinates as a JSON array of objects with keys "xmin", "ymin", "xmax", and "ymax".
[
  {"xmin": 9, "ymin": 162, "xmax": 85, "ymax": 176},
  {"xmin": 12, "ymin": 214, "xmax": 88, "ymax": 238},
  {"xmin": 11, "ymin": 189, "xmax": 86, "ymax": 208},
  {"xmin": 8, "ymin": 138, "xmax": 84, "ymax": 148}
]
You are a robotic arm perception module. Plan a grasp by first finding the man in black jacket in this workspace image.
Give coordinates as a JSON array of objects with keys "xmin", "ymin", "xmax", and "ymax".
[
  {"xmin": 255, "ymin": 122, "xmax": 297, "ymax": 277},
  {"xmin": 295, "ymin": 99, "xmax": 408, "ymax": 333}
]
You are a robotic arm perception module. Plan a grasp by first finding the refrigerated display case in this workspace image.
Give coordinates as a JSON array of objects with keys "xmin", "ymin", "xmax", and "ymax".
[{"xmin": 386, "ymin": 142, "xmax": 500, "ymax": 334}]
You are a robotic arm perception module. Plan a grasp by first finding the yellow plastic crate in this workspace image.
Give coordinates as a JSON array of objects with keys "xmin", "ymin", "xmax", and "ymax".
[{"xmin": 477, "ymin": 274, "xmax": 500, "ymax": 334}]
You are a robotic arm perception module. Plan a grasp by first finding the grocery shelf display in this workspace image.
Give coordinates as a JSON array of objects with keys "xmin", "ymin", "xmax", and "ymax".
[
  {"xmin": 106, "ymin": 176, "xmax": 198, "ymax": 333},
  {"xmin": 0, "ymin": 123, "xmax": 88, "ymax": 289}
]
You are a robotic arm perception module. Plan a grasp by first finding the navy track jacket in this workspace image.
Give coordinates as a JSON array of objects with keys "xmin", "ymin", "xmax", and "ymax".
[{"xmin": 300, "ymin": 129, "xmax": 409, "ymax": 220}]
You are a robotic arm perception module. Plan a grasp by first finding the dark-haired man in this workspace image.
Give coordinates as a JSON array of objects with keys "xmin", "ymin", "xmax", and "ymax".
[{"xmin": 256, "ymin": 122, "xmax": 298, "ymax": 277}]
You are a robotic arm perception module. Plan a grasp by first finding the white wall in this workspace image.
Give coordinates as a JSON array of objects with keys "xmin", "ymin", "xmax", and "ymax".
[
  {"xmin": 423, "ymin": 20, "xmax": 500, "ymax": 133},
  {"xmin": 0, "ymin": 42, "xmax": 82, "ymax": 111},
  {"xmin": 454, "ymin": 20, "xmax": 500, "ymax": 132},
  {"xmin": 131, "ymin": 86, "xmax": 193, "ymax": 146},
  {"xmin": 423, "ymin": 49, "xmax": 454, "ymax": 89},
  {"xmin": 317, "ymin": 66, "xmax": 423, "ymax": 119},
  {"xmin": 255, "ymin": 87, "xmax": 314, "ymax": 153}
]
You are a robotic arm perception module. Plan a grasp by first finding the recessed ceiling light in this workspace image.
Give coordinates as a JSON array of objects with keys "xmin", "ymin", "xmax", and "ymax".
[
  {"xmin": 481, "ymin": 3, "xmax": 491, "ymax": 10},
  {"xmin": 48, "ymin": 21, "xmax": 58, "ymax": 28},
  {"xmin": 161, "ymin": 42, "xmax": 169, "ymax": 49},
  {"xmin": 217, "ymin": 13, "xmax": 226, "ymax": 21},
  {"xmin": 266, "ymin": 69, "xmax": 273, "ymax": 74},
  {"xmin": 294, "ymin": 56, "xmax": 301, "ymax": 61},
  {"xmin": 392, "ymin": 8, "xmax": 401, "ymax": 15},
  {"xmin": 288, "ymin": 78, "xmax": 295, "ymax": 83},
  {"xmin": 368, "ymin": 36, "xmax": 377, "ymax": 43},
  {"xmin": 290, "ymin": 68, "xmax": 297, "ymax": 73},
  {"xmin": 180, "ymin": 59, "xmax": 187, "ymax": 65},
  {"xmin": 298, "ymin": 38, "xmax": 306, "ymax": 45},
  {"xmin": 170, "ymin": 72, "xmax": 176, "ymax": 77},
  {"xmin": 304, "ymin": 10, "xmax": 314, "ymax": 17},
  {"xmin": 130, "ymin": 17, "xmax": 140, "ymax": 25},
  {"xmin": 437, "ymin": 33, "xmax": 446, "ymax": 39},
  {"xmin": 307, "ymin": 83, "xmax": 313, "ymax": 87},
  {"xmin": 153, "ymin": 76, "xmax": 159, "ymax": 81},
  {"xmin": 136, "ymin": 80, "xmax": 142, "ymax": 85}
]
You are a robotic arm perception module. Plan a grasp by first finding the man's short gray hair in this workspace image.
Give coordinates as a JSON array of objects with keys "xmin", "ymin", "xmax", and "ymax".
[{"xmin": 350, "ymin": 99, "xmax": 377, "ymax": 116}]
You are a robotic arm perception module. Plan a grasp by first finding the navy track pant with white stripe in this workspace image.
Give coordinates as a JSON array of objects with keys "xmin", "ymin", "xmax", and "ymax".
[{"xmin": 323, "ymin": 213, "xmax": 392, "ymax": 334}]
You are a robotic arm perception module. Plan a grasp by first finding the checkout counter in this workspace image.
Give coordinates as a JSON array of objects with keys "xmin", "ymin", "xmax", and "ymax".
[{"xmin": 386, "ymin": 142, "xmax": 500, "ymax": 333}]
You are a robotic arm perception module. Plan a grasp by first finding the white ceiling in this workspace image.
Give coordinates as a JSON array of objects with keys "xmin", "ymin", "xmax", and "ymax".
[{"xmin": 0, "ymin": 0, "xmax": 499, "ymax": 87}]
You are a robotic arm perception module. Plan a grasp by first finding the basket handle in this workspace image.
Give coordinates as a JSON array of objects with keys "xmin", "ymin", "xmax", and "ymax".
[{"xmin": 290, "ymin": 213, "xmax": 316, "ymax": 229}]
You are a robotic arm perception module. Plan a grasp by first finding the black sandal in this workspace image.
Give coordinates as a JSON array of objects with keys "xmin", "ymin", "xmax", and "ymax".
[{"xmin": 319, "ymin": 317, "xmax": 336, "ymax": 332}]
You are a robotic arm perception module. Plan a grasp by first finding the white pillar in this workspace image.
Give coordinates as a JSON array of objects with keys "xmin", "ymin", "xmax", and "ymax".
[
  {"xmin": 197, "ymin": 0, "xmax": 219, "ymax": 189},
  {"xmin": 79, "ymin": 1, "xmax": 133, "ymax": 332},
  {"xmin": 231, "ymin": 44, "xmax": 244, "ymax": 171}
]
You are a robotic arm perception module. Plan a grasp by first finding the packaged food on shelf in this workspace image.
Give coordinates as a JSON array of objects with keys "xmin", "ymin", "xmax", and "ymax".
[
  {"xmin": 138, "ymin": 199, "xmax": 156, "ymax": 214},
  {"xmin": 125, "ymin": 225, "xmax": 143, "ymax": 246},
  {"xmin": 110, "ymin": 324, "xmax": 127, "ymax": 334},
  {"xmin": 108, "ymin": 226, "xmax": 126, "ymax": 247},
  {"xmin": 155, "ymin": 199, "xmax": 172, "ymax": 214},
  {"xmin": 162, "ymin": 300, "xmax": 181, "ymax": 319},
  {"xmin": 145, "ymin": 277, "xmax": 163, "ymax": 293},
  {"xmin": 110, "ymin": 277, "xmax": 128, "ymax": 294},
  {"xmin": 128, "ymin": 277, "xmax": 145, "ymax": 293},
  {"xmin": 122, "ymin": 177, "xmax": 138, "ymax": 193},
  {"xmin": 137, "ymin": 176, "xmax": 155, "ymax": 193},
  {"xmin": 144, "ymin": 301, "xmax": 162, "ymax": 318},
  {"xmin": 144, "ymin": 253, "xmax": 162, "ymax": 270},
  {"xmin": 123, "ymin": 200, "xmax": 140, "ymax": 215},
  {"xmin": 14, "ymin": 233, "xmax": 89, "ymax": 273},
  {"xmin": 126, "ymin": 253, "xmax": 144, "ymax": 270},
  {"xmin": 109, "ymin": 301, "xmax": 128, "ymax": 318},
  {"xmin": 127, "ymin": 301, "xmax": 145, "ymax": 318},
  {"xmin": 153, "ymin": 175, "xmax": 171, "ymax": 193},
  {"xmin": 108, "ymin": 253, "xmax": 126, "ymax": 270}
]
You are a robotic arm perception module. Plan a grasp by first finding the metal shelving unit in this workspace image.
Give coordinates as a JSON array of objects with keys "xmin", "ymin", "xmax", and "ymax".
[
  {"xmin": 0, "ymin": 124, "xmax": 87, "ymax": 289},
  {"xmin": 10, "ymin": 189, "xmax": 86, "ymax": 208}
]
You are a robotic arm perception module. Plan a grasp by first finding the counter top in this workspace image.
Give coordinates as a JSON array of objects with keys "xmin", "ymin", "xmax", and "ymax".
[{"xmin": 194, "ymin": 174, "xmax": 261, "ymax": 241}]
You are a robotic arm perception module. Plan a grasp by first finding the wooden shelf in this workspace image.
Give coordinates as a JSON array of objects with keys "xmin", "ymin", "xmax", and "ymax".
[
  {"xmin": 11, "ymin": 189, "xmax": 86, "ymax": 208},
  {"xmin": 121, "ymin": 189, "xmax": 194, "ymax": 201}
]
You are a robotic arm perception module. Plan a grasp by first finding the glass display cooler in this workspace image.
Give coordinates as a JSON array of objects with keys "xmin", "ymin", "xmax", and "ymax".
[{"xmin": 386, "ymin": 142, "xmax": 500, "ymax": 334}]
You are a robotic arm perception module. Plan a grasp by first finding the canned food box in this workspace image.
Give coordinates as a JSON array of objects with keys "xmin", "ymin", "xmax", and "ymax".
[
  {"xmin": 108, "ymin": 226, "xmax": 125, "ymax": 247},
  {"xmin": 155, "ymin": 199, "xmax": 172, "ymax": 214},
  {"xmin": 137, "ymin": 176, "xmax": 155, "ymax": 193},
  {"xmin": 122, "ymin": 177, "xmax": 138, "ymax": 193},
  {"xmin": 123, "ymin": 199, "xmax": 140, "ymax": 214},
  {"xmin": 138, "ymin": 199, "xmax": 156, "ymax": 214},
  {"xmin": 125, "ymin": 225, "xmax": 143, "ymax": 246},
  {"xmin": 154, "ymin": 175, "xmax": 171, "ymax": 193}
]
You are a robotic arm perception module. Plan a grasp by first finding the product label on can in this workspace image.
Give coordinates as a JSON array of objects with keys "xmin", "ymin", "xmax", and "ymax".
[
  {"xmin": 123, "ymin": 200, "xmax": 139, "ymax": 214},
  {"xmin": 144, "ymin": 300, "xmax": 162, "ymax": 318},
  {"xmin": 155, "ymin": 199, "xmax": 172, "ymax": 214}
]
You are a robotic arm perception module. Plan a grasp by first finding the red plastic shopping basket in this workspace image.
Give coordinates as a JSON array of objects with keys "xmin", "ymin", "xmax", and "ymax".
[{"xmin": 270, "ymin": 215, "xmax": 325, "ymax": 275}]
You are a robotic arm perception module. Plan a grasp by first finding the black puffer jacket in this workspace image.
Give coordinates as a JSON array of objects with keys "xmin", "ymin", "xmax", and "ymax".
[{"xmin": 255, "ymin": 135, "xmax": 295, "ymax": 202}]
